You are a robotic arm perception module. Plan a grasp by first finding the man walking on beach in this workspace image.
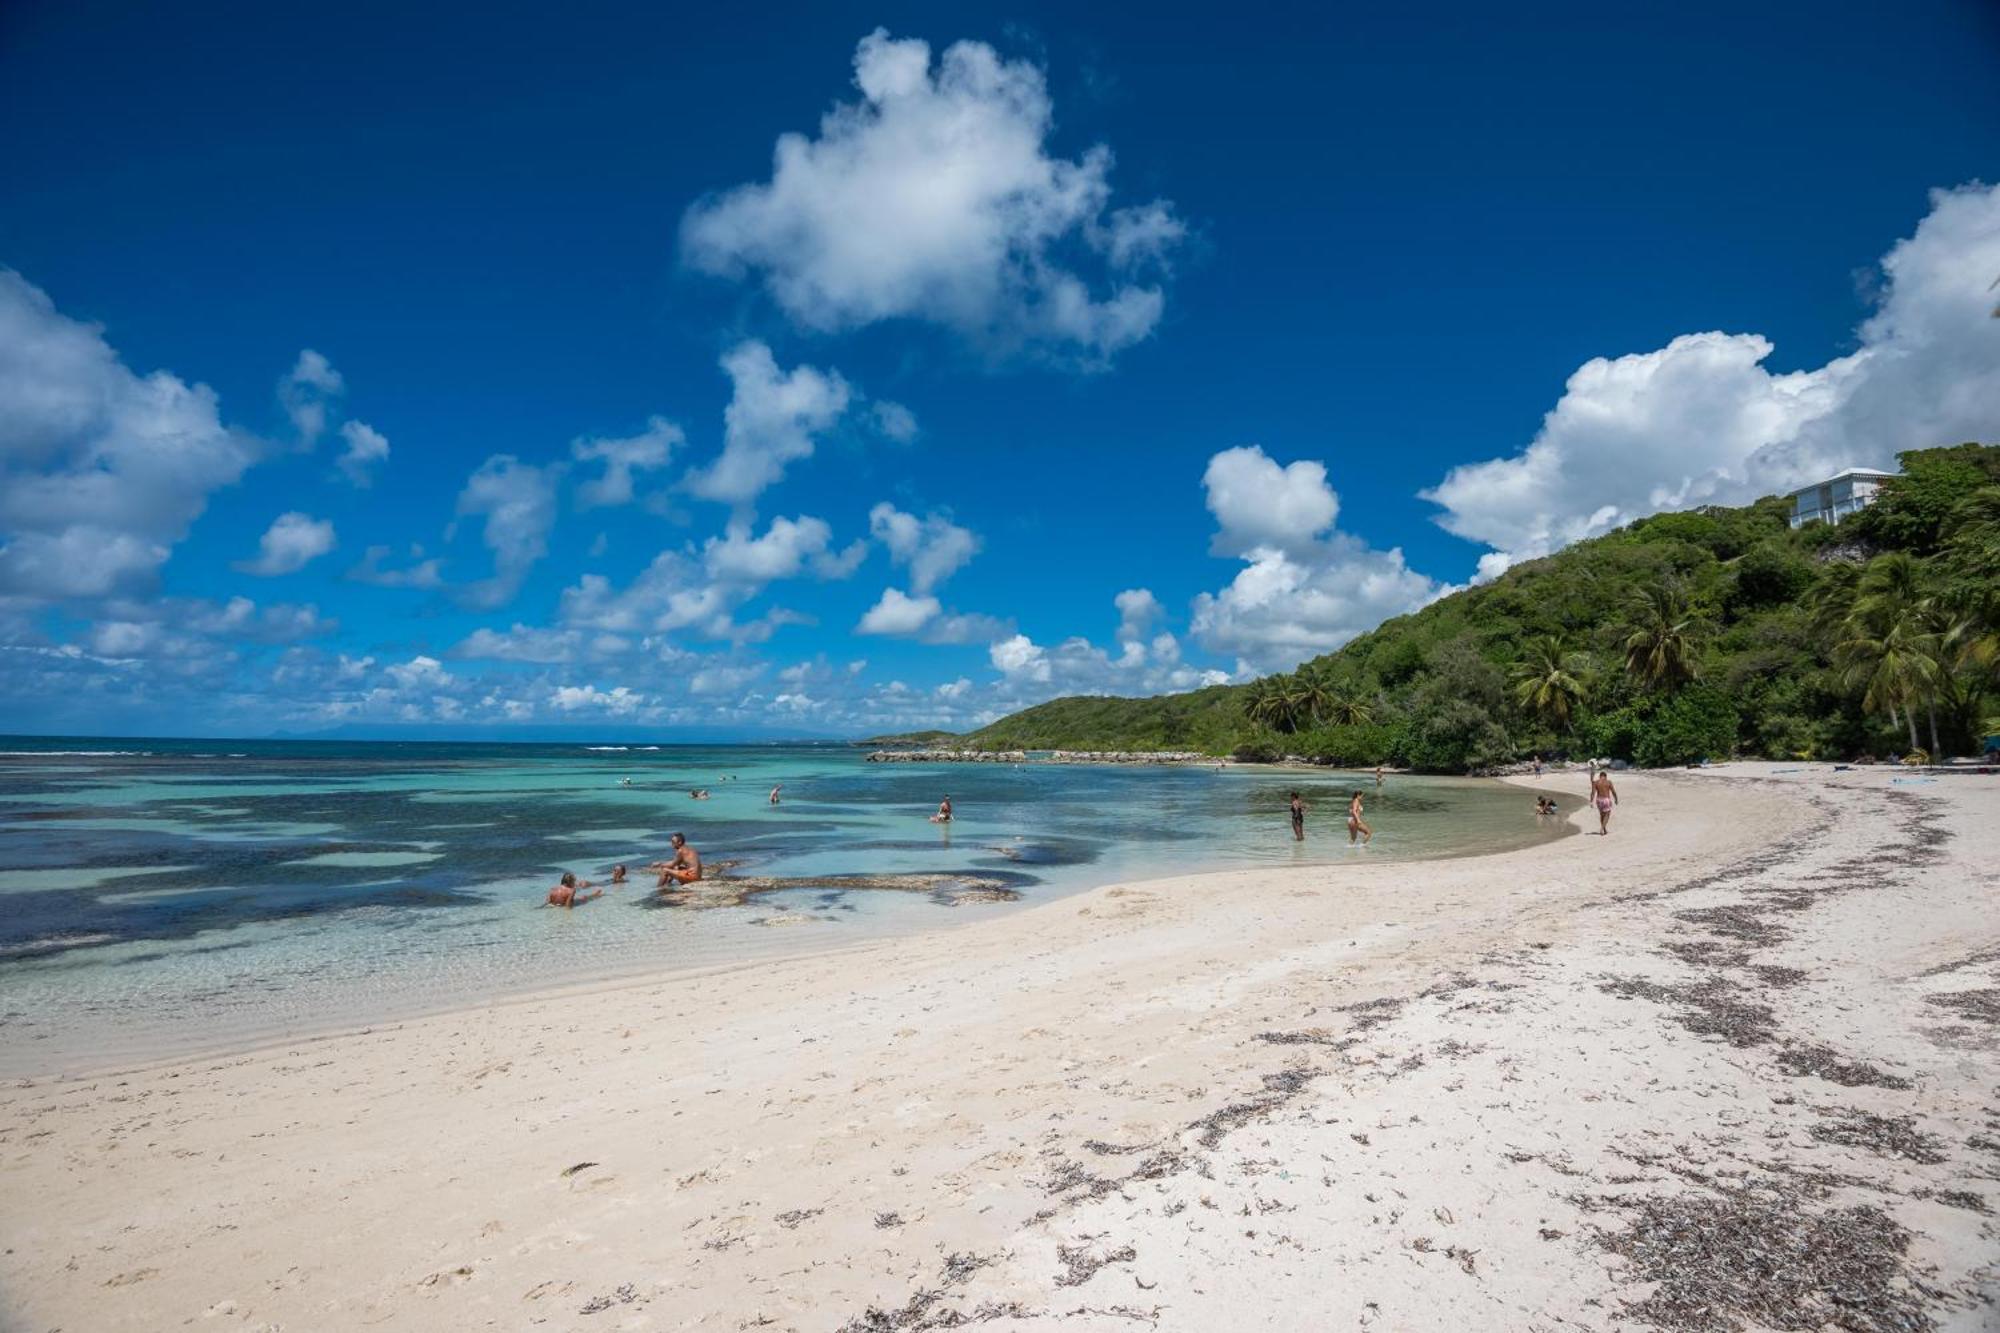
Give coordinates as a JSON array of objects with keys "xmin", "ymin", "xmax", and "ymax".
[
  {"xmin": 655, "ymin": 832, "xmax": 703, "ymax": 889},
  {"xmin": 1590, "ymin": 769, "xmax": 1619, "ymax": 835}
]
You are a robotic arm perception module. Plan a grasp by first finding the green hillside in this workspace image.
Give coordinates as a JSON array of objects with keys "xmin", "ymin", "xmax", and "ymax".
[{"xmin": 965, "ymin": 444, "xmax": 2000, "ymax": 771}]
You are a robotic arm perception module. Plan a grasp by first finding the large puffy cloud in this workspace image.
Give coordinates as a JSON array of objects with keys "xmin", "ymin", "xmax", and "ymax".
[
  {"xmin": 1191, "ymin": 445, "xmax": 1446, "ymax": 672},
  {"xmin": 681, "ymin": 29, "xmax": 1184, "ymax": 364},
  {"xmin": 1425, "ymin": 181, "xmax": 2000, "ymax": 579},
  {"xmin": 683, "ymin": 341, "xmax": 851, "ymax": 506},
  {"xmin": 1202, "ymin": 447, "xmax": 1340, "ymax": 559},
  {"xmin": 572, "ymin": 415, "xmax": 683, "ymax": 509},
  {"xmin": 0, "ymin": 271, "xmax": 260, "ymax": 599},
  {"xmin": 454, "ymin": 455, "xmax": 562, "ymax": 608},
  {"xmin": 235, "ymin": 511, "xmax": 336, "ymax": 576}
]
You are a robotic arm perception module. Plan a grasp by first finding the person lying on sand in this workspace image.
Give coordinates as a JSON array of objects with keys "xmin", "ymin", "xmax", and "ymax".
[
  {"xmin": 653, "ymin": 833, "xmax": 703, "ymax": 889},
  {"xmin": 547, "ymin": 872, "xmax": 602, "ymax": 908}
]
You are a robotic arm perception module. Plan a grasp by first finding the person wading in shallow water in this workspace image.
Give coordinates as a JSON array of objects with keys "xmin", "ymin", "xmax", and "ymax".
[
  {"xmin": 1347, "ymin": 790, "xmax": 1373, "ymax": 845},
  {"xmin": 546, "ymin": 872, "xmax": 602, "ymax": 908},
  {"xmin": 1289, "ymin": 790, "xmax": 1308, "ymax": 841},
  {"xmin": 1590, "ymin": 768, "xmax": 1619, "ymax": 835},
  {"xmin": 930, "ymin": 795, "xmax": 952, "ymax": 824}
]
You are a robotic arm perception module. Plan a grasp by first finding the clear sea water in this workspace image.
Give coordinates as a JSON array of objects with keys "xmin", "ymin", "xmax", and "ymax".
[{"xmin": 0, "ymin": 737, "xmax": 1567, "ymax": 1075}]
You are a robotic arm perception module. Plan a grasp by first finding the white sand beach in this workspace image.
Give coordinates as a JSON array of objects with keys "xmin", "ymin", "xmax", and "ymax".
[{"xmin": 2, "ymin": 765, "xmax": 1996, "ymax": 1331}]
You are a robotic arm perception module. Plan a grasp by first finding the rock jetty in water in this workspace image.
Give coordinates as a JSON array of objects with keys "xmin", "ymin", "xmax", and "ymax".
[{"xmin": 865, "ymin": 748, "xmax": 1218, "ymax": 764}]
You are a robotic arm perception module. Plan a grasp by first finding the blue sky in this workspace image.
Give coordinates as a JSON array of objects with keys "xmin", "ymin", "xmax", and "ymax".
[{"xmin": 2, "ymin": 0, "xmax": 1997, "ymax": 738}]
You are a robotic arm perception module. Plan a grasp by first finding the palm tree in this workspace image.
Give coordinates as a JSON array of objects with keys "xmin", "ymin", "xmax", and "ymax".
[
  {"xmin": 1292, "ymin": 664, "xmax": 1337, "ymax": 726},
  {"xmin": 1849, "ymin": 553, "xmax": 1946, "ymax": 755},
  {"xmin": 1836, "ymin": 617, "xmax": 1937, "ymax": 753},
  {"xmin": 1511, "ymin": 636, "xmax": 1591, "ymax": 733},
  {"xmin": 1621, "ymin": 581, "xmax": 1707, "ymax": 693},
  {"xmin": 1323, "ymin": 685, "xmax": 1375, "ymax": 727}
]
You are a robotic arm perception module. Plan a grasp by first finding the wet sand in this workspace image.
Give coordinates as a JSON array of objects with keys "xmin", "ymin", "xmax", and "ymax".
[{"xmin": 1, "ymin": 765, "xmax": 1995, "ymax": 1330}]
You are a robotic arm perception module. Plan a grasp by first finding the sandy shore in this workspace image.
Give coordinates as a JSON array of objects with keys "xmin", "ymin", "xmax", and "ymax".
[{"xmin": 2, "ymin": 765, "xmax": 1996, "ymax": 1331}]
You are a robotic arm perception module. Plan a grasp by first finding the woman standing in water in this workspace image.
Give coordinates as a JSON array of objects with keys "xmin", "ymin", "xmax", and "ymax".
[
  {"xmin": 1347, "ymin": 790, "xmax": 1373, "ymax": 845},
  {"xmin": 1288, "ymin": 790, "xmax": 1308, "ymax": 841}
]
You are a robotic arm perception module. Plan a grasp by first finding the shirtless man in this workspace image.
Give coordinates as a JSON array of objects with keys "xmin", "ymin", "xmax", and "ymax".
[
  {"xmin": 547, "ymin": 872, "xmax": 602, "ymax": 909},
  {"xmin": 1348, "ymin": 791, "xmax": 1372, "ymax": 845},
  {"xmin": 655, "ymin": 832, "xmax": 703, "ymax": 889},
  {"xmin": 1590, "ymin": 768, "xmax": 1619, "ymax": 835}
]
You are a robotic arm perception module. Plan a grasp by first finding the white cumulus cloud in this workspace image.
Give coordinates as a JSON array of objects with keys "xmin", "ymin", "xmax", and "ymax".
[
  {"xmin": 455, "ymin": 455, "xmax": 562, "ymax": 608},
  {"xmin": 572, "ymin": 415, "xmax": 683, "ymax": 509},
  {"xmin": 336, "ymin": 420, "xmax": 390, "ymax": 486},
  {"xmin": 684, "ymin": 341, "xmax": 850, "ymax": 506},
  {"xmin": 867, "ymin": 502, "xmax": 979, "ymax": 592},
  {"xmin": 236, "ymin": 511, "xmax": 336, "ymax": 576},
  {"xmin": 857, "ymin": 587, "xmax": 942, "ymax": 635},
  {"xmin": 278, "ymin": 349, "xmax": 344, "ymax": 447},
  {"xmin": 0, "ymin": 270, "xmax": 260, "ymax": 600},
  {"xmin": 1191, "ymin": 445, "xmax": 1446, "ymax": 672},
  {"xmin": 1424, "ymin": 181, "xmax": 2000, "ymax": 579},
  {"xmin": 681, "ymin": 28, "xmax": 1184, "ymax": 364}
]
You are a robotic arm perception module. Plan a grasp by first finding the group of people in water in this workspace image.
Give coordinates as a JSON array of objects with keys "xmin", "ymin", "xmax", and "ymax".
[
  {"xmin": 543, "ymin": 789, "xmax": 955, "ymax": 909},
  {"xmin": 550, "ymin": 763, "xmax": 1626, "ymax": 908},
  {"xmin": 1287, "ymin": 787, "xmax": 1373, "ymax": 845}
]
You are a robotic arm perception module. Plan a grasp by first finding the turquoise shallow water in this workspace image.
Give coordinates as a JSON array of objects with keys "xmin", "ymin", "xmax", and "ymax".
[{"xmin": 0, "ymin": 737, "xmax": 1567, "ymax": 1074}]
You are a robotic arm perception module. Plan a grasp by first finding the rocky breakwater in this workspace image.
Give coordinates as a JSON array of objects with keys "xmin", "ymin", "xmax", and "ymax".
[
  {"xmin": 1048, "ymin": 750, "xmax": 1214, "ymax": 764},
  {"xmin": 866, "ymin": 749, "xmax": 1027, "ymax": 763}
]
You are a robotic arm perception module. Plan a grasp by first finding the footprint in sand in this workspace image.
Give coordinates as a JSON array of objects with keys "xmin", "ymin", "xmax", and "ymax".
[{"xmin": 419, "ymin": 1265, "xmax": 475, "ymax": 1288}]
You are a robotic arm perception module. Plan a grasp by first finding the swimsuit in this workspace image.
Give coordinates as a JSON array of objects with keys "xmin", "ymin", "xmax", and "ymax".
[{"xmin": 1595, "ymin": 796, "xmax": 1613, "ymax": 812}]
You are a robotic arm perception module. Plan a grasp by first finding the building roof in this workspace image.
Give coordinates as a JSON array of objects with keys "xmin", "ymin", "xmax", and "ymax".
[{"xmin": 1788, "ymin": 467, "xmax": 1896, "ymax": 494}]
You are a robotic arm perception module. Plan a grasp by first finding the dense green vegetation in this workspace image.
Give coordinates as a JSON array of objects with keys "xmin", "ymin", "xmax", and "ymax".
[
  {"xmin": 964, "ymin": 445, "xmax": 2000, "ymax": 771},
  {"xmin": 861, "ymin": 728, "xmax": 962, "ymax": 746}
]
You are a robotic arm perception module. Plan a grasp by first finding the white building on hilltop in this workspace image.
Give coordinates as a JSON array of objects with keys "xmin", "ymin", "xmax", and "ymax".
[{"xmin": 1787, "ymin": 467, "xmax": 1896, "ymax": 528}]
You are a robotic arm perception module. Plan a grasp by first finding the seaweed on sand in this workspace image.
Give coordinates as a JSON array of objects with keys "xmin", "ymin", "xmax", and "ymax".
[
  {"xmin": 1808, "ymin": 1108, "xmax": 1948, "ymax": 1165},
  {"xmin": 1598, "ymin": 975, "xmax": 1779, "ymax": 1048},
  {"xmin": 1190, "ymin": 1067, "xmax": 1319, "ymax": 1149},
  {"xmin": 1055, "ymin": 1241, "xmax": 1138, "ymax": 1288},
  {"xmin": 1772, "ymin": 1043, "xmax": 1912, "ymax": 1090},
  {"xmin": 1925, "ymin": 989, "xmax": 2000, "ymax": 1026},
  {"xmin": 1581, "ymin": 1183, "xmax": 1933, "ymax": 1333}
]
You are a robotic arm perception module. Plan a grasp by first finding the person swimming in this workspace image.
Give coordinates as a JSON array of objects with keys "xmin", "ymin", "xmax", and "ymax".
[
  {"xmin": 1347, "ymin": 790, "xmax": 1372, "ymax": 845},
  {"xmin": 610, "ymin": 864, "xmax": 628, "ymax": 884},
  {"xmin": 1288, "ymin": 790, "xmax": 1308, "ymax": 841},
  {"xmin": 546, "ymin": 872, "xmax": 602, "ymax": 909},
  {"xmin": 769, "ymin": 784, "xmax": 782, "ymax": 805},
  {"xmin": 653, "ymin": 832, "xmax": 703, "ymax": 888}
]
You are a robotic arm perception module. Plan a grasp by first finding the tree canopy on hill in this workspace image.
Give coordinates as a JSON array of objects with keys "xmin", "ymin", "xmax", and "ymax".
[{"xmin": 965, "ymin": 444, "xmax": 2000, "ymax": 771}]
